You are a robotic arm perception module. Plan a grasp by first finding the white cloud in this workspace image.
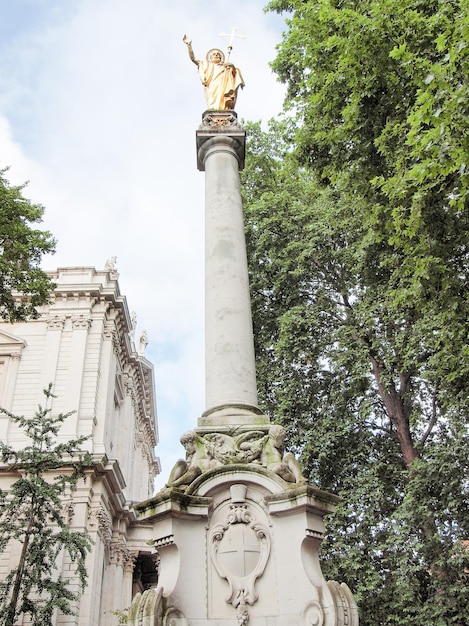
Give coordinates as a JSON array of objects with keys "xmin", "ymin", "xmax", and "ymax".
[{"xmin": 0, "ymin": 0, "xmax": 286, "ymax": 491}]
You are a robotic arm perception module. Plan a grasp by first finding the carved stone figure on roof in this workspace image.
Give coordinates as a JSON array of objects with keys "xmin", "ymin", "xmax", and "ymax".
[
  {"xmin": 104, "ymin": 256, "xmax": 117, "ymax": 271},
  {"xmin": 137, "ymin": 330, "xmax": 148, "ymax": 356}
]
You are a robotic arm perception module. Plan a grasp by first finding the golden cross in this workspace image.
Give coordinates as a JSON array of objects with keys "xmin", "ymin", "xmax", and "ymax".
[{"xmin": 219, "ymin": 25, "xmax": 247, "ymax": 61}]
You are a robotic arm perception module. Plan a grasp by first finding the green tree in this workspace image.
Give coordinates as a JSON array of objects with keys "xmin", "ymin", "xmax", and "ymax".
[
  {"xmin": 243, "ymin": 115, "xmax": 469, "ymax": 623},
  {"xmin": 241, "ymin": 20, "xmax": 469, "ymax": 613},
  {"xmin": 0, "ymin": 169, "xmax": 56, "ymax": 322},
  {"xmin": 0, "ymin": 386, "xmax": 94, "ymax": 626}
]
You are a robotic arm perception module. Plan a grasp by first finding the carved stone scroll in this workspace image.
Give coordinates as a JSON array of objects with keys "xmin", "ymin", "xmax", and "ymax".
[{"xmin": 303, "ymin": 601, "xmax": 324, "ymax": 626}]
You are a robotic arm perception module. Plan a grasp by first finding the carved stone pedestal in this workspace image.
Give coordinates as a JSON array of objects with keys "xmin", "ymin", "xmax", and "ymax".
[{"xmin": 128, "ymin": 460, "xmax": 358, "ymax": 625}]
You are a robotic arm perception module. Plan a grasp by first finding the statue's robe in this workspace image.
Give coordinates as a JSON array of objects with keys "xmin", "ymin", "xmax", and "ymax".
[{"xmin": 198, "ymin": 61, "xmax": 245, "ymax": 110}]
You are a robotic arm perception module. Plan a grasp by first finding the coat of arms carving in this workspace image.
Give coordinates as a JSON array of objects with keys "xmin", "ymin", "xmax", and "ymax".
[{"xmin": 209, "ymin": 484, "xmax": 271, "ymax": 624}]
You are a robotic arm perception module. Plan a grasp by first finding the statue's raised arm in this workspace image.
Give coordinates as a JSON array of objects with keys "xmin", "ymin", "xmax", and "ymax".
[
  {"xmin": 183, "ymin": 34, "xmax": 245, "ymax": 111},
  {"xmin": 183, "ymin": 34, "xmax": 199, "ymax": 66}
]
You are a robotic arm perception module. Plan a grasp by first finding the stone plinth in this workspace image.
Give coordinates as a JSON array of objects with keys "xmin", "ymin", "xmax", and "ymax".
[{"xmin": 129, "ymin": 468, "xmax": 358, "ymax": 625}]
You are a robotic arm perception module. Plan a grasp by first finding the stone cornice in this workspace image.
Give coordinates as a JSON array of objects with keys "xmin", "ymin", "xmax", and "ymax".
[
  {"xmin": 133, "ymin": 487, "xmax": 211, "ymax": 521},
  {"xmin": 265, "ymin": 482, "xmax": 341, "ymax": 516}
]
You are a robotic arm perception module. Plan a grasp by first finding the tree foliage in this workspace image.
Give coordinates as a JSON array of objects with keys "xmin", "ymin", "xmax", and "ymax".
[
  {"xmin": 0, "ymin": 386, "xmax": 94, "ymax": 626},
  {"xmin": 0, "ymin": 169, "xmax": 56, "ymax": 322},
  {"xmin": 240, "ymin": 0, "xmax": 469, "ymax": 622}
]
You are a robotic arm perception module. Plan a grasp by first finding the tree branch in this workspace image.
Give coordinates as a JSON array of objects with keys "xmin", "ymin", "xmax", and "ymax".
[{"xmin": 419, "ymin": 393, "xmax": 438, "ymax": 448}]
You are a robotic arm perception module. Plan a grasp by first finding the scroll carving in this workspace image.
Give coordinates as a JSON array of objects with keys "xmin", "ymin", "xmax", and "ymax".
[
  {"xmin": 303, "ymin": 601, "xmax": 324, "ymax": 626},
  {"xmin": 162, "ymin": 607, "xmax": 187, "ymax": 625},
  {"xmin": 326, "ymin": 581, "xmax": 359, "ymax": 626}
]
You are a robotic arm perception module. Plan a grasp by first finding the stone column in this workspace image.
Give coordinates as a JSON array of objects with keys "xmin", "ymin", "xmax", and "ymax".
[
  {"xmin": 123, "ymin": 552, "xmax": 139, "ymax": 610},
  {"xmin": 196, "ymin": 112, "xmax": 266, "ymax": 427}
]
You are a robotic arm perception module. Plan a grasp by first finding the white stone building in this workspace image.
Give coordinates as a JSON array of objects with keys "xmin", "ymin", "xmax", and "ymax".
[{"xmin": 0, "ymin": 265, "xmax": 160, "ymax": 625}]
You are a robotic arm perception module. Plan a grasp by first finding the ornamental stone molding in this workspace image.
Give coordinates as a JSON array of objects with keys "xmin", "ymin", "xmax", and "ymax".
[
  {"xmin": 124, "ymin": 551, "xmax": 139, "ymax": 573},
  {"xmin": 112, "ymin": 328, "xmax": 124, "ymax": 362},
  {"xmin": 102, "ymin": 322, "xmax": 115, "ymax": 340},
  {"xmin": 62, "ymin": 501, "xmax": 75, "ymax": 525},
  {"xmin": 71, "ymin": 314, "xmax": 92, "ymax": 330},
  {"xmin": 127, "ymin": 588, "xmax": 162, "ymax": 626},
  {"xmin": 196, "ymin": 111, "xmax": 246, "ymax": 171},
  {"xmin": 306, "ymin": 528, "xmax": 324, "ymax": 540},
  {"xmin": 162, "ymin": 607, "xmax": 188, "ymax": 625},
  {"xmin": 167, "ymin": 424, "xmax": 305, "ymax": 489},
  {"xmin": 123, "ymin": 373, "xmax": 133, "ymax": 395},
  {"xmin": 209, "ymin": 484, "xmax": 271, "ymax": 624},
  {"xmin": 199, "ymin": 110, "xmax": 242, "ymax": 130},
  {"xmin": 327, "ymin": 581, "xmax": 359, "ymax": 625},
  {"xmin": 303, "ymin": 601, "xmax": 325, "ymax": 626},
  {"xmin": 88, "ymin": 506, "xmax": 112, "ymax": 546},
  {"xmin": 0, "ymin": 330, "xmax": 27, "ymax": 357},
  {"xmin": 110, "ymin": 540, "xmax": 130, "ymax": 566},
  {"xmin": 136, "ymin": 431, "xmax": 154, "ymax": 469},
  {"xmin": 46, "ymin": 315, "xmax": 65, "ymax": 329},
  {"xmin": 130, "ymin": 389, "xmax": 139, "ymax": 420},
  {"xmin": 153, "ymin": 534, "xmax": 174, "ymax": 549}
]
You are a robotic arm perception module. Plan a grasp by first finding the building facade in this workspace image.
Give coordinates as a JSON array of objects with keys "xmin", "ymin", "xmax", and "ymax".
[{"xmin": 0, "ymin": 266, "xmax": 160, "ymax": 625}]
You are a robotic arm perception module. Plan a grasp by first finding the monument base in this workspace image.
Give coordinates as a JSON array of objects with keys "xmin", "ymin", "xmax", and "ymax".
[
  {"xmin": 129, "ymin": 464, "xmax": 358, "ymax": 625},
  {"xmin": 198, "ymin": 403, "xmax": 269, "ymax": 428}
]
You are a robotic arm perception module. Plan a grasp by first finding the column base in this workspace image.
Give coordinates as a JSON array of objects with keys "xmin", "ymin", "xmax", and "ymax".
[{"xmin": 198, "ymin": 403, "xmax": 270, "ymax": 428}]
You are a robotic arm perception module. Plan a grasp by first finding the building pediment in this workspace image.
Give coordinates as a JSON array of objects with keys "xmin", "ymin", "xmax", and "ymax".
[{"xmin": 0, "ymin": 330, "xmax": 27, "ymax": 355}]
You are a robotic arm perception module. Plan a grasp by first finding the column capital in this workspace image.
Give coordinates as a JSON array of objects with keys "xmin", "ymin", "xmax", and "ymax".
[{"xmin": 196, "ymin": 111, "xmax": 246, "ymax": 171}]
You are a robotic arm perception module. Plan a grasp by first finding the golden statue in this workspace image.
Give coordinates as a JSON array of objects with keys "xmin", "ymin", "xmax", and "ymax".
[{"xmin": 183, "ymin": 34, "xmax": 245, "ymax": 110}]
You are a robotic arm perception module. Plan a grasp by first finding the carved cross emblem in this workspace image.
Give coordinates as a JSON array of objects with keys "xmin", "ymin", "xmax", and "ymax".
[
  {"xmin": 218, "ymin": 523, "xmax": 262, "ymax": 578},
  {"xmin": 209, "ymin": 484, "xmax": 271, "ymax": 612}
]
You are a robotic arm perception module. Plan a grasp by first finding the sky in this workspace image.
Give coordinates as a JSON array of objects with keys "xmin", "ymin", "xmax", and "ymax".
[{"xmin": 0, "ymin": 0, "xmax": 287, "ymax": 491}]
